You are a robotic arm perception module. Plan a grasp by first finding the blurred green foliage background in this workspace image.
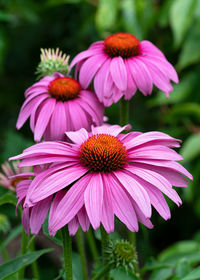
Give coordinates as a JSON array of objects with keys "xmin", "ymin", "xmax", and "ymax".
[{"xmin": 0, "ymin": 0, "xmax": 200, "ymax": 279}]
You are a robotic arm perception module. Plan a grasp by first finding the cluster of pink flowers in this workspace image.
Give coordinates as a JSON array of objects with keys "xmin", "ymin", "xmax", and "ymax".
[{"xmin": 1, "ymin": 32, "xmax": 192, "ymax": 236}]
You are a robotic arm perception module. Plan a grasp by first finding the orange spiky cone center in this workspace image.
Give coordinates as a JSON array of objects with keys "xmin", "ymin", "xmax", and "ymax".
[
  {"xmin": 80, "ymin": 134, "xmax": 127, "ymax": 172},
  {"xmin": 104, "ymin": 33, "xmax": 140, "ymax": 58},
  {"xmin": 48, "ymin": 77, "xmax": 81, "ymax": 101}
]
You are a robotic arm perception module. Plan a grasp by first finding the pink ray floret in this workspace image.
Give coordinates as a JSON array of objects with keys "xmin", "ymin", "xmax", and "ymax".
[
  {"xmin": 69, "ymin": 33, "xmax": 179, "ymax": 106},
  {"xmin": 16, "ymin": 72, "xmax": 104, "ymax": 142},
  {"xmin": 10, "ymin": 125, "xmax": 192, "ymax": 236}
]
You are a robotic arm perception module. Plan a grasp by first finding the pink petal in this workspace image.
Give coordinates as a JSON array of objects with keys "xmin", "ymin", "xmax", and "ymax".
[
  {"xmin": 94, "ymin": 58, "xmax": 111, "ymax": 102},
  {"xmin": 110, "ymin": 57, "xmax": 127, "ymax": 91},
  {"xmin": 101, "ymin": 173, "xmax": 114, "ymax": 233},
  {"xmin": 79, "ymin": 54, "xmax": 108, "ymax": 88},
  {"xmin": 66, "ymin": 128, "xmax": 89, "ymax": 145},
  {"xmin": 49, "ymin": 101, "xmax": 66, "ymax": 141},
  {"xmin": 124, "ymin": 60, "xmax": 137, "ymax": 100},
  {"xmin": 68, "ymin": 216, "xmax": 79, "ymax": 236},
  {"xmin": 16, "ymin": 94, "xmax": 49, "ymax": 129},
  {"xmin": 30, "ymin": 195, "xmax": 52, "ymax": 234},
  {"xmin": 49, "ymin": 175, "xmax": 91, "ymax": 236},
  {"xmin": 140, "ymin": 40, "xmax": 166, "ymax": 59},
  {"xmin": 128, "ymin": 145, "xmax": 183, "ymax": 161},
  {"xmin": 91, "ymin": 124, "xmax": 129, "ymax": 137},
  {"xmin": 77, "ymin": 207, "xmax": 90, "ymax": 232},
  {"xmin": 27, "ymin": 164, "xmax": 88, "ymax": 204},
  {"xmin": 113, "ymin": 170, "xmax": 151, "ymax": 218},
  {"xmin": 68, "ymin": 100, "xmax": 90, "ymax": 131},
  {"xmin": 22, "ymin": 207, "xmax": 30, "ymax": 234},
  {"xmin": 128, "ymin": 57, "xmax": 153, "ymax": 95},
  {"xmin": 106, "ymin": 173, "xmax": 139, "ymax": 232},
  {"xmin": 84, "ymin": 173, "xmax": 103, "ymax": 230},
  {"xmin": 34, "ymin": 98, "xmax": 56, "ymax": 142},
  {"xmin": 127, "ymin": 165, "xmax": 182, "ymax": 206},
  {"xmin": 69, "ymin": 48, "xmax": 104, "ymax": 72}
]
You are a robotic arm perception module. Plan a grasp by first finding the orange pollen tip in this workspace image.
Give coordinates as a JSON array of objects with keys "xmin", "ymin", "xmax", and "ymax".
[
  {"xmin": 48, "ymin": 77, "xmax": 81, "ymax": 101},
  {"xmin": 104, "ymin": 32, "xmax": 140, "ymax": 58},
  {"xmin": 80, "ymin": 134, "xmax": 127, "ymax": 172}
]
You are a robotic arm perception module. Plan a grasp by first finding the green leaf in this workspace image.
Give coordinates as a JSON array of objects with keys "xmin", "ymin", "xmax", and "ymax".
[
  {"xmin": 148, "ymin": 71, "xmax": 199, "ymax": 106},
  {"xmin": 180, "ymin": 133, "xmax": 200, "ymax": 162},
  {"xmin": 149, "ymin": 268, "xmax": 173, "ymax": 280},
  {"xmin": 175, "ymin": 258, "xmax": 191, "ymax": 278},
  {"xmin": 95, "ymin": 0, "xmax": 119, "ymax": 33},
  {"xmin": 170, "ymin": 0, "xmax": 197, "ymax": 47},
  {"xmin": 158, "ymin": 241, "xmax": 200, "ymax": 262},
  {"xmin": 110, "ymin": 267, "xmax": 139, "ymax": 280},
  {"xmin": 0, "ymin": 248, "xmax": 53, "ymax": 280},
  {"xmin": 2, "ymin": 130, "xmax": 33, "ymax": 161},
  {"xmin": 159, "ymin": 0, "xmax": 174, "ymax": 27},
  {"xmin": 182, "ymin": 267, "xmax": 200, "ymax": 280},
  {"xmin": 177, "ymin": 22, "xmax": 200, "ymax": 70},
  {"xmin": 0, "ymin": 192, "xmax": 17, "ymax": 207},
  {"xmin": 120, "ymin": 0, "xmax": 142, "ymax": 39}
]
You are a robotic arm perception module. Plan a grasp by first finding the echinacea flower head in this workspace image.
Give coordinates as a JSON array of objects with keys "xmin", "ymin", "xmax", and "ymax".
[
  {"xmin": 0, "ymin": 161, "xmax": 32, "ymax": 191},
  {"xmin": 10, "ymin": 125, "xmax": 192, "ymax": 236},
  {"xmin": 16, "ymin": 165, "xmax": 90, "ymax": 235},
  {"xmin": 69, "ymin": 32, "xmax": 179, "ymax": 106},
  {"xmin": 16, "ymin": 72, "xmax": 104, "ymax": 142},
  {"xmin": 36, "ymin": 48, "xmax": 70, "ymax": 79}
]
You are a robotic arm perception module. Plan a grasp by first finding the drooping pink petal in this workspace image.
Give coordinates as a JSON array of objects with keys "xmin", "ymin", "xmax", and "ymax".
[
  {"xmin": 22, "ymin": 207, "xmax": 30, "ymax": 234},
  {"xmin": 128, "ymin": 145, "xmax": 183, "ymax": 161},
  {"xmin": 16, "ymin": 94, "xmax": 49, "ymax": 129},
  {"xmin": 49, "ymin": 101, "xmax": 66, "ymax": 141},
  {"xmin": 34, "ymin": 98, "xmax": 56, "ymax": 142},
  {"xmin": 49, "ymin": 175, "xmax": 91, "ymax": 236},
  {"xmin": 128, "ymin": 57, "xmax": 153, "ymax": 95},
  {"xmin": 84, "ymin": 173, "xmax": 103, "ymax": 230},
  {"xmin": 131, "ymin": 175, "xmax": 171, "ymax": 220},
  {"xmin": 107, "ymin": 173, "xmax": 139, "ymax": 232},
  {"xmin": 113, "ymin": 170, "xmax": 152, "ymax": 218},
  {"xmin": 68, "ymin": 100, "xmax": 90, "ymax": 131},
  {"xmin": 30, "ymin": 195, "xmax": 52, "ymax": 234},
  {"xmin": 140, "ymin": 40, "xmax": 166, "ymax": 59},
  {"xmin": 27, "ymin": 164, "xmax": 88, "ymax": 204},
  {"xmin": 110, "ymin": 57, "xmax": 127, "ymax": 91},
  {"xmin": 68, "ymin": 216, "xmax": 80, "ymax": 236},
  {"xmin": 69, "ymin": 49, "xmax": 104, "ymax": 72},
  {"xmin": 124, "ymin": 131, "xmax": 181, "ymax": 150},
  {"xmin": 101, "ymin": 174, "xmax": 114, "ymax": 233},
  {"xmin": 94, "ymin": 58, "xmax": 111, "ymax": 102},
  {"xmin": 126, "ymin": 165, "xmax": 182, "ymax": 206},
  {"xmin": 124, "ymin": 60, "xmax": 137, "ymax": 99},
  {"xmin": 79, "ymin": 54, "xmax": 108, "ymax": 88},
  {"xmin": 77, "ymin": 206, "xmax": 90, "ymax": 232}
]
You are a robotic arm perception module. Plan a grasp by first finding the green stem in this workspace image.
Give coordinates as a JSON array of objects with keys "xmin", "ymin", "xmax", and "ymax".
[
  {"xmin": 91, "ymin": 263, "xmax": 113, "ymax": 280},
  {"xmin": 86, "ymin": 228, "xmax": 100, "ymax": 264},
  {"xmin": 120, "ymin": 98, "xmax": 129, "ymax": 126},
  {"xmin": 61, "ymin": 226, "xmax": 73, "ymax": 280},
  {"xmin": 30, "ymin": 241, "xmax": 40, "ymax": 280},
  {"xmin": 18, "ymin": 227, "xmax": 28, "ymax": 279},
  {"xmin": 76, "ymin": 228, "xmax": 88, "ymax": 280},
  {"xmin": 100, "ymin": 225, "xmax": 109, "ymax": 280}
]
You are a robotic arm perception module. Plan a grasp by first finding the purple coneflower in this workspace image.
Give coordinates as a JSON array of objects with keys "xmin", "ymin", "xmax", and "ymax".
[
  {"xmin": 16, "ymin": 73, "xmax": 104, "ymax": 142},
  {"xmin": 10, "ymin": 125, "xmax": 192, "ymax": 236},
  {"xmin": 69, "ymin": 32, "xmax": 178, "ymax": 106}
]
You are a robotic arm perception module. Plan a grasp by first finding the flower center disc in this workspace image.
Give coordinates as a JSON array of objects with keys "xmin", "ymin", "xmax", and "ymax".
[
  {"xmin": 80, "ymin": 134, "xmax": 127, "ymax": 172},
  {"xmin": 48, "ymin": 77, "xmax": 81, "ymax": 101},
  {"xmin": 104, "ymin": 32, "xmax": 140, "ymax": 58}
]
